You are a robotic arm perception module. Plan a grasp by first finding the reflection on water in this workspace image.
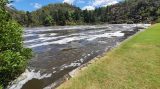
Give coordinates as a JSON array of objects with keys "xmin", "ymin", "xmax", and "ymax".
[{"xmin": 8, "ymin": 24, "xmax": 150, "ymax": 89}]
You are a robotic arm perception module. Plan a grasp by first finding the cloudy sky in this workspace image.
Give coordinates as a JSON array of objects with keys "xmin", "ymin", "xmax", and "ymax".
[{"xmin": 11, "ymin": 0, "xmax": 122, "ymax": 11}]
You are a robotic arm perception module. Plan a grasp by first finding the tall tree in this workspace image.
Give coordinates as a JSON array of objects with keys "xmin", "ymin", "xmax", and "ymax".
[
  {"xmin": 57, "ymin": 9, "xmax": 66, "ymax": 25},
  {"xmin": 43, "ymin": 15, "xmax": 54, "ymax": 26},
  {"xmin": 26, "ymin": 11, "xmax": 32, "ymax": 27}
]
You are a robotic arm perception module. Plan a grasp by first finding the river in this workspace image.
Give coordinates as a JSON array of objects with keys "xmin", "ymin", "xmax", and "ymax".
[{"xmin": 8, "ymin": 24, "xmax": 150, "ymax": 89}]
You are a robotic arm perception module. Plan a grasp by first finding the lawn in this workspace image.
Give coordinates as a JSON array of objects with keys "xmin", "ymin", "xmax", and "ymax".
[{"xmin": 58, "ymin": 23, "xmax": 160, "ymax": 89}]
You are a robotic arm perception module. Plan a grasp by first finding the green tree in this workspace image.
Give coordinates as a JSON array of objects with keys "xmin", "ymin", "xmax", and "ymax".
[
  {"xmin": 57, "ymin": 10, "xmax": 66, "ymax": 25},
  {"xmin": 72, "ymin": 10, "xmax": 81, "ymax": 21},
  {"xmin": 82, "ymin": 10, "xmax": 89, "ymax": 23},
  {"xmin": 0, "ymin": 0, "xmax": 32, "ymax": 88},
  {"xmin": 156, "ymin": 8, "xmax": 160, "ymax": 16},
  {"xmin": 26, "ymin": 11, "xmax": 32, "ymax": 27},
  {"xmin": 64, "ymin": 11, "xmax": 70, "ymax": 21},
  {"xmin": 43, "ymin": 15, "xmax": 54, "ymax": 26}
]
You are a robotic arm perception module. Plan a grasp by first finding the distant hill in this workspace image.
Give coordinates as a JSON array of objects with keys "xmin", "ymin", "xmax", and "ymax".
[
  {"xmin": 102, "ymin": 0, "xmax": 160, "ymax": 24},
  {"xmin": 30, "ymin": 3, "xmax": 81, "ymax": 26},
  {"xmin": 8, "ymin": 0, "xmax": 160, "ymax": 26}
]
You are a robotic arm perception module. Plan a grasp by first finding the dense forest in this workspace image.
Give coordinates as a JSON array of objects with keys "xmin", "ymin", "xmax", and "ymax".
[{"xmin": 8, "ymin": 0, "xmax": 160, "ymax": 26}]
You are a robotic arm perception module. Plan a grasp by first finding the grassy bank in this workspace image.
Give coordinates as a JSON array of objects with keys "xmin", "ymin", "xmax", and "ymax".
[{"xmin": 58, "ymin": 23, "xmax": 160, "ymax": 89}]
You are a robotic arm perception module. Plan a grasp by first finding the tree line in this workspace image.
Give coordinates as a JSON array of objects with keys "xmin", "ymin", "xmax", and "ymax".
[{"xmin": 8, "ymin": 0, "xmax": 160, "ymax": 27}]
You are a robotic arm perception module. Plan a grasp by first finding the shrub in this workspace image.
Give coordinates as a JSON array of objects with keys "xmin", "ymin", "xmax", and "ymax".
[
  {"xmin": 0, "ymin": 85, "xmax": 2, "ymax": 89},
  {"xmin": 0, "ymin": 0, "xmax": 32, "ymax": 87},
  {"xmin": 0, "ymin": 50, "xmax": 26, "ymax": 86},
  {"xmin": 156, "ymin": 17, "xmax": 160, "ymax": 23}
]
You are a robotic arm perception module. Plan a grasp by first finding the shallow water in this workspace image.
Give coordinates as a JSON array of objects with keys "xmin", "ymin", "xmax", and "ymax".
[{"xmin": 8, "ymin": 24, "xmax": 150, "ymax": 89}]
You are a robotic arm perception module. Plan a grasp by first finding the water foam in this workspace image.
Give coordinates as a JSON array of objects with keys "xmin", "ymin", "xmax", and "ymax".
[
  {"xmin": 8, "ymin": 69, "xmax": 52, "ymax": 89},
  {"xmin": 87, "ymin": 31, "xmax": 124, "ymax": 41}
]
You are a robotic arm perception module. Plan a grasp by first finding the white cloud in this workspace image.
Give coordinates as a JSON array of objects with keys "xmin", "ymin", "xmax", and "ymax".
[
  {"xmin": 6, "ymin": 3, "xmax": 14, "ymax": 7},
  {"xmin": 82, "ymin": 0, "xmax": 118, "ymax": 10},
  {"xmin": 93, "ymin": 0, "xmax": 118, "ymax": 7},
  {"xmin": 103, "ymin": 0, "xmax": 118, "ymax": 6},
  {"xmin": 31, "ymin": 3, "xmax": 42, "ymax": 9},
  {"xmin": 77, "ymin": 0, "xmax": 85, "ymax": 4},
  {"xmin": 63, "ymin": 0, "xmax": 75, "ymax": 4},
  {"xmin": 82, "ymin": 5, "xmax": 95, "ymax": 10}
]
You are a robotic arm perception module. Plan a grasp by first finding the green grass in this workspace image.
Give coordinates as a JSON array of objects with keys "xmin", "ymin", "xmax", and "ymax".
[{"xmin": 58, "ymin": 23, "xmax": 160, "ymax": 89}]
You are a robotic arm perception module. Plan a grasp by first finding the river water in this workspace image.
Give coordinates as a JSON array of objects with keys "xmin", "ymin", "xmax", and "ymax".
[{"xmin": 8, "ymin": 24, "xmax": 150, "ymax": 89}]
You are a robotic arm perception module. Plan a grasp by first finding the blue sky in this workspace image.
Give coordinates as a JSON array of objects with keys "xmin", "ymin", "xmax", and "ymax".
[{"xmin": 10, "ymin": 0, "xmax": 122, "ymax": 11}]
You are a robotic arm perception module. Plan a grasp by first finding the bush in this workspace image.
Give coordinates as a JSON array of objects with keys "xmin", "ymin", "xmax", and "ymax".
[
  {"xmin": 127, "ymin": 21, "xmax": 134, "ymax": 24},
  {"xmin": 0, "ymin": 0, "xmax": 32, "ymax": 87},
  {"xmin": 0, "ymin": 50, "xmax": 26, "ymax": 86},
  {"xmin": 0, "ymin": 85, "xmax": 2, "ymax": 89},
  {"xmin": 156, "ymin": 17, "xmax": 160, "ymax": 23}
]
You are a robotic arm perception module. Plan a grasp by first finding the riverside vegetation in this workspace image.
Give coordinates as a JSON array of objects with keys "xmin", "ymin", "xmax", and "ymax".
[
  {"xmin": 58, "ymin": 23, "xmax": 160, "ymax": 89},
  {"xmin": 0, "ymin": 0, "xmax": 32, "ymax": 88},
  {"xmin": 8, "ymin": 0, "xmax": 160, "ymax": 27}
]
